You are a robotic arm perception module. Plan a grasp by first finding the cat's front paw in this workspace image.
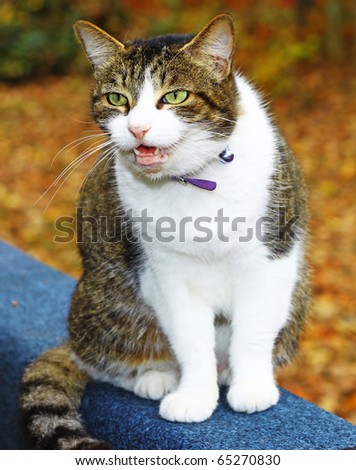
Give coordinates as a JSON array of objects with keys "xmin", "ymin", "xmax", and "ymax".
[
  {"xmin": 159, "ymin": 389, "xmax": 218, "ymax": 423},
  {"xmin": 133, "ymin": 370, "xmax": 178, "ymax": 400},
  {"xmin": 227, "ymin": 380, "xmax": 279, "ymax": 413}
]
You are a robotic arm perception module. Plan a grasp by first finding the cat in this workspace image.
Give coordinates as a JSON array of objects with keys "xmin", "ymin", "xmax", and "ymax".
[{"xmin": 20, "ymin": 14, "xmax": 310, "ymax": 450}]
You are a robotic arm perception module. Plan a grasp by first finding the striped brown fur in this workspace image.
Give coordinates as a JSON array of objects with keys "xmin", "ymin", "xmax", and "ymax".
[
  {"xmin": 20, "ymin": 345, "xmax": 111, "ymax": 449},
  {"xmin": 20, "ymin": 158, "xmax": 174, "ymax": 449}
]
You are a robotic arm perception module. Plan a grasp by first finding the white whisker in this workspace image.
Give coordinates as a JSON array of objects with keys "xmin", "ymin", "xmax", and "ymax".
[
  {"xmin": 43, "ymin": 154, "xmax": 92, "ymax": 213},
  {"xmin": 77, "ymin": 145, "xmax": 117, "ymax": 196},
  {"xmin": 36, "ymin": 137, "xmax": 112, "ymax": 210},
  {"xmin": 50, "ymin": 133, "xmax": 108, "ymax": 168},
  {"xmin": 68, "ymin": 116, "xmax": 97, "ymax": 125},
  {"xmin": 38, "ymin": 140, "xmax": 111, "ymax": 203}
]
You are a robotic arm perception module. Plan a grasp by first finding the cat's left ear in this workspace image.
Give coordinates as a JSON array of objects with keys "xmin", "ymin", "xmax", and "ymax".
[
  {"xmin": 74, "ymin": 20, "xmax": 125, "ymax": 69},
  {"xmin": 180, "ymin": 14, "xmax": 235, "ymax": 80}
]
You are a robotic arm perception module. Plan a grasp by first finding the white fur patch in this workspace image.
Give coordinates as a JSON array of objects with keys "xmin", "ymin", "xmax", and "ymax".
[{"xmin": 107, "ymin": 72, "xmax": 302, "ymax": 420}]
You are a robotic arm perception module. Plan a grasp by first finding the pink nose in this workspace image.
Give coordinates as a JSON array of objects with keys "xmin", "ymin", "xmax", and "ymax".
[{"xmin": 129, "ymin": 125, "xmax": 151, "ymax": 141}]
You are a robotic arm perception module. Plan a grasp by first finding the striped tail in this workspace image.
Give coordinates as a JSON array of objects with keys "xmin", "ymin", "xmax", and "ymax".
[{"xmin": 20, "ymin": 344, "xmax": 111, "ymax": 449}]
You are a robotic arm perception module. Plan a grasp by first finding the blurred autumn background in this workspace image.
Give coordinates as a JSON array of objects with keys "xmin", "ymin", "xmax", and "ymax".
[{"xmin": 0, "ymin": 0, "xmax": 355, "ymax": 424}]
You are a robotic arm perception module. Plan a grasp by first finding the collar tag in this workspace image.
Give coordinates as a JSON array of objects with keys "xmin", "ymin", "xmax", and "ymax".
[
  {"xmin": 172, "ymin": 176, "xmax": 216, "ymax": 191},
  {"xmin": 185, "ymin": 177, "xmax": 217, "ymax": 191}
]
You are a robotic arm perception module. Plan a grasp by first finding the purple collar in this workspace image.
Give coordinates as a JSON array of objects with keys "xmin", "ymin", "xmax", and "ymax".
[
  {"xmin": 172, "ymin": 176, "xmax": 217, "ymax": 191},
  {"xmin": 170, "ymin": 146, "xmax": 235, "ymax": 191}
]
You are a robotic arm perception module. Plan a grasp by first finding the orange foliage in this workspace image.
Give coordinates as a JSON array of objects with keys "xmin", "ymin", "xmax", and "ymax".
[{"xmin": 0, "ymin": 2, "xmax": 355, "ymax": 425}]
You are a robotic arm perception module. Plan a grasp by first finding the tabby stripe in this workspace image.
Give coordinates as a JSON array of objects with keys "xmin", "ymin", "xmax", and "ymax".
[
  {"xmin": 70, "ymin": 438, "xmax": 112, "ymax": 450},
  {"xmin": 41, "ymin": 425, "xmax": 88, "ymax": 450},
  {"xmin": 196, "ymin": 91, "xmax": 221, "ymax": 111},
  {"xmin": 160, "ymin": 67, "xmax": 167, "ymax": 87},
  {"xmin": 149, "ymin": 62, "xmax": 161, "ymax": 77},
  {"xmin": 21, "ymin": 378, "xmax": 69, "ymax": 396},
  {"xmin": 23, "ymin": 403, "xmax": 72, "ymax": 422}
]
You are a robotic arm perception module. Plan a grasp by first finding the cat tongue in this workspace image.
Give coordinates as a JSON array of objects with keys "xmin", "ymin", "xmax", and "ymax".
[
  {"xmin": 134, "ymin": 145, "xmax": 167, "ymax": 166},
  {"xmin": 136, "ymin": 145, "xmax": 157, "ymax": 155}
]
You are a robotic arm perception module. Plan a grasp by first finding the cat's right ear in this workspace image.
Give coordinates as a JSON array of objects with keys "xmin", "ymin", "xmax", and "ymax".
[
  {"xmin": 179, "ymin": 14, "xmax": 235, "ymax": 80},
  {"xmin": 73, "ymin": 21, "xmax": 125, "ymax": 69}
]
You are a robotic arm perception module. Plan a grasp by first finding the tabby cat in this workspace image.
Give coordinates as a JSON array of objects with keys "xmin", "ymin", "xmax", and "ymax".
[{"xmin": 20, "ymin": 14, "xmax": 310, "ymax": 449}]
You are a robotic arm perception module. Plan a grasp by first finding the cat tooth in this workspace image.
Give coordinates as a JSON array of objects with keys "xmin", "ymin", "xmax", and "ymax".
[
  {"xmin": 133, "ymin": 148, "xmax": 140, "ymax": 155},
  {"xmin": 154, "ymin": 148, "xmax": 159, "ymax": 155}
]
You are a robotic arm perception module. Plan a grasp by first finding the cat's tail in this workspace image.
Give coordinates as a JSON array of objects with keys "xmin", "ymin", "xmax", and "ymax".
[{"xmin": 20, "ymin": 344, "xmax": 111, "ymax": 450}]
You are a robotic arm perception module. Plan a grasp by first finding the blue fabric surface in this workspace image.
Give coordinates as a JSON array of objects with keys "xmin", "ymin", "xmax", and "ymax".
[{"xmin": 0, "ymin": 240, "xmax": 355, "ymax": 450}]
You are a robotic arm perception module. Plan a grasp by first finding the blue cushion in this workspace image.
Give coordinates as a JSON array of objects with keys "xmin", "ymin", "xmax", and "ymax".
[{"xmin": 0, "ymin": 241, "xmax": 355, "ymax": 450}]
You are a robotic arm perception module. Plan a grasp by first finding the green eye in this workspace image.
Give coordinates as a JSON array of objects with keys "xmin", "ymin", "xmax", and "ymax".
[
  {"xmin": 107, "ymin": 92, "xmax": 128, "ymax": 106},
  {"xmin": 162, "ymin": 90, "xmax": 189, "ymax": 105}
]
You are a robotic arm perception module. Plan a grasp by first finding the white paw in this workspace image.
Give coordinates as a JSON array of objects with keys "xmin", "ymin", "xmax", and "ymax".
[
  {"xmin": 159, "ymin": 389, "xmax": 218, "ymax": 423},
  {"xmin": 227, "ymin": 380, "xmax": 279, "ymax": 413},
  {"xmin": 133, "ymin": 369, "xmax": 178, "ymax": 400}
]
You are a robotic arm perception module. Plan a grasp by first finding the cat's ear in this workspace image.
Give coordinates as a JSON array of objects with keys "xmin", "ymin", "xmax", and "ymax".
[
  {"xmin": 74, "ymin": 20, "xmax": 125, "ymax": 68},
  {"xmin": 180, "ymin": 14, "xmax": 235, "ymax": 79}
]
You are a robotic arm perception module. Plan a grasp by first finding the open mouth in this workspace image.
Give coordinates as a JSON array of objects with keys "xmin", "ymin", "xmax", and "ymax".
[{"xmin": 133, "ymin": 145, "xmax": 169, "ymax": 167}]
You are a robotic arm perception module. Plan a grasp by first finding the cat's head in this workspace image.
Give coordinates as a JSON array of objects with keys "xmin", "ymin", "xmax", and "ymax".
[{"xmin": 74, "ymin": 14, "xmax": 238, "ymax": 180}]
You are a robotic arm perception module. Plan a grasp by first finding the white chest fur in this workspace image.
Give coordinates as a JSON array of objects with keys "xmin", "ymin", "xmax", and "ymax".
[
  {"xmin": 115, "ymin": 76, "xmax": 275, "ymax": 253},
  {"xmin": 113, "ymin": 75, "xmax": 283, "ymax": 312}
]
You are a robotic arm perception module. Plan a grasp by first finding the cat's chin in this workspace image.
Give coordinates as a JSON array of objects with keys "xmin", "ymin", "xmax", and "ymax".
[
  {"xmin": 131, "ymin": 161, "xmax": 167, "ymax": 180},
  {"xmin": 136, "ymin": 164, "xmax": 165, "ymax": 176}
]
